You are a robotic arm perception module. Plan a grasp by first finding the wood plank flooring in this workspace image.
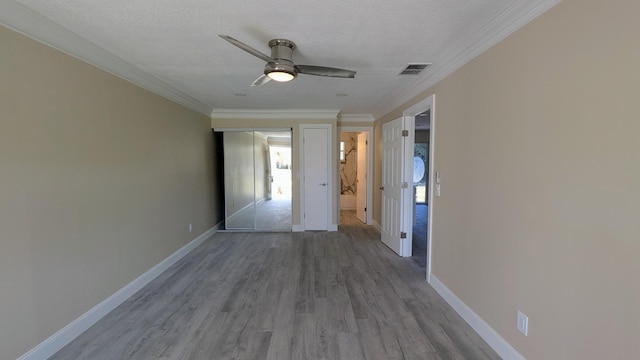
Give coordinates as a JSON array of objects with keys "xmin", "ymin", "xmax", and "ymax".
[{"xmin": 50, "ymin": 211, "xmax": 500, "ymax": 360}]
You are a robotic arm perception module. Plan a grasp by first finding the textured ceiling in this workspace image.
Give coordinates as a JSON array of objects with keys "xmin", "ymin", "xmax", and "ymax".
[{"xmin": 3, "ymin": 0, "xmax": 559, "ymax": 118}]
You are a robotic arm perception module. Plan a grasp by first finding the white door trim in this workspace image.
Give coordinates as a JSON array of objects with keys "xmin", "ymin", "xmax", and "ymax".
[
  {"xmin": 402, "ymin": 94, "xmax": 435, "ymax": 283},
  {"xmin": 338, "ymin": 126, "xmax": 374, "ymax": 225},
  {"xmin": 401, "ymin": 115, "xmax": 415, "ymax": 257},
  {"xmin": 355, "ymin": 132, "xmax": 368, "ymax": 223},
  {"xmin": 300, "ymin": 124, "xmax": 333, "ymax": 231}
]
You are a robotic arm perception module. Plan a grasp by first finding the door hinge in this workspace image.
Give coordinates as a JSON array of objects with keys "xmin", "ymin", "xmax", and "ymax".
[
  {"xmin": 401, "ymin": 130, "xmax": 409, "ymax": 137},
  {"xmin": 364, "ymin": 207, "xmax": 367, "ymax": 212},
  {"xmin": 366, "ymin": 140, "xmax": 368, "ymax": 145},
  {"xmin": 400, "ymin": 231, "xmax": 407, "ymax": 239},
  {"xmin": 401, "ymin": 182, "xmax": 409, "ymax": 189}
]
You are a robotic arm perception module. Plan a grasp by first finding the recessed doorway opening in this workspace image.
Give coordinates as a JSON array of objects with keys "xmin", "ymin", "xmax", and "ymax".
[
  {"xmin": 338, "ymin": 126, "xmax": 373, "ymax": 226},
  {"xmin": 412, "ymin": 110, "xmax": 430, "ymax": 269}
]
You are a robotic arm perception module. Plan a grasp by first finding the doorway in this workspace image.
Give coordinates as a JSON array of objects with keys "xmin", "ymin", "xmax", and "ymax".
[
  {"xmin": 412, "ymin": 110, "xmax": 430, "ymax": 269},
  {"xmin": 338, "ymin": 126, "xmax": 373, "ymax": 226},
  {"xmin": 402, "ymin": 95, "xmax": 435, "ymax": 282},
  {"xmin": 218, "ymin": 129, "xmax": 292, "ymax": 232}
]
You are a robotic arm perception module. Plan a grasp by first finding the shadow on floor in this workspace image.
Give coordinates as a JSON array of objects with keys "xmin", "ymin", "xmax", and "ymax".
[{"xmin": 412, "ymin": 204, "xmax": 428, "ymax": 269}]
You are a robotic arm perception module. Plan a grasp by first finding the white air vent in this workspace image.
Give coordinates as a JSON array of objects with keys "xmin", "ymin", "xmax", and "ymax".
[{"xmin": 399, "ymin": 63, "xmax": 431, "ymax": 75}]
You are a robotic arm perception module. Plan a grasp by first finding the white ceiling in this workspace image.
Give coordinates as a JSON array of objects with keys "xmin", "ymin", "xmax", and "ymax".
[{"xmin": 1, "ymin": 0, "xmax": 559, "ymax": 118}]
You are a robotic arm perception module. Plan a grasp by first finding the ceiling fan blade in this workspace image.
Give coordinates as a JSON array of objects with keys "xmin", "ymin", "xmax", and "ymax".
[
  {"xmin": 218, "ymin": 34, "xmax": 273, "ymax": 63},
  {"xmin": 251, "ymin": 74, "xmax": 271, "ymax": 86},
  {"xmin": 296, "ymin": 65, "xmax": 356, "ymax": 78}
]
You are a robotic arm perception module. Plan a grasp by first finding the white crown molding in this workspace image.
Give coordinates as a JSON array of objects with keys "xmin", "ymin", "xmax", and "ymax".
[
  {"xmin": 338, "ymin": 114, "xmax": 375, "ymax": 124},
  {"xmin": 372, "ymin": 0, "xmax": 562, "ymax": 119},
  {"xmin": 0, "ymin": 2, "xmax": 213, "ymax": 116},
  {"xmin": 211, "ymin": 108, "xmax": 340, "ymax": 120}
]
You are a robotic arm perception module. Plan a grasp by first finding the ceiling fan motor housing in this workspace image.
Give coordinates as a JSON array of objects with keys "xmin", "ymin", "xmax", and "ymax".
[
  {"xmin": 264, "ymin": 39, "xmax": 298, "ymax": 80},
  {"xmin": 269, "ymin": 39, "xmax": 296, "ymax": 59}
]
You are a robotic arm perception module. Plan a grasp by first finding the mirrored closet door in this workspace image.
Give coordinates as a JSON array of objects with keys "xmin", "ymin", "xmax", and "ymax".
[{"xmin": 221, "ymin": 130, "xmax": 292, "ymax": 231}]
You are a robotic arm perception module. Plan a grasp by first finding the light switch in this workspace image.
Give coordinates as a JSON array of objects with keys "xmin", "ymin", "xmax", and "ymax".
[{"xmin": 517, "ymin": 311, "xmax": 529, "ymax": 336}]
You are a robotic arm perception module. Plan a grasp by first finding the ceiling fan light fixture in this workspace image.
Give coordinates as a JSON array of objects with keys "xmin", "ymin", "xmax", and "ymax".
[
  {"xmin": 264, "ymin": 61, "xmax": 297, "ymax": 82},
  {"xmin": 267, "ymin": 71, "xmax": 296, "ymax": 82}
]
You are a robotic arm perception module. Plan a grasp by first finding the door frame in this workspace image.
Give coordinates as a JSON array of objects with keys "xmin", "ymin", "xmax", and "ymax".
[
  {"xmin": 338, "ymin": 126, "xmax": 374, "ymax": 225},
  {"xmin": 402, "ymin": 94, "xmax": 435, "ymax": 283},
  {"xmin": 300, "ymin": 124, "xmax": 334, "ymax": 231}
]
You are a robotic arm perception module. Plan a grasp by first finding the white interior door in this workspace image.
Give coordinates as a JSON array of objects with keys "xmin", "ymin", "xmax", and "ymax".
[
  {"xmin": 356, "ymin": 132, "xmax": 367, "ymax": 223},
  {"xmin": 303, "ymin": 127, "xmax": 329, "ymax": 230},
  {"xmin": 381, "ymin": 118, "xmax": 404, "ymax": 255}
]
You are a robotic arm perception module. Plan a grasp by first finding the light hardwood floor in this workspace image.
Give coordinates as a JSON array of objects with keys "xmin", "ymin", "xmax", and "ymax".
[{"xmin": 50, "ymin": 211, "xmax": 499, "ymax": 360}]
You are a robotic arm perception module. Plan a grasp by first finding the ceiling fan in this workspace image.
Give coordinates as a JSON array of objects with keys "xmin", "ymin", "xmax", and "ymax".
[{"xmin": 219, "ymin": 35, "xmax": 356, "ymax": 86}]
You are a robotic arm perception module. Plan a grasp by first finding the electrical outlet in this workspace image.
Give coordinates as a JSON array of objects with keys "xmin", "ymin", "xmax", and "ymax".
[
  {"xmin": 517, "ymin": 311, "xmax": 528, "ymax": 336},
  {"xmin": 189, "ymin": 223, "xmax": 193, "ymax": 233}
]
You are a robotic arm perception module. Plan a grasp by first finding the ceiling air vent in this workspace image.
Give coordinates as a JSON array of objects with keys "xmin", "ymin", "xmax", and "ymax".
[{"xmin": 399, "ymin": 63, "xmax": 430, "ymax": 75}]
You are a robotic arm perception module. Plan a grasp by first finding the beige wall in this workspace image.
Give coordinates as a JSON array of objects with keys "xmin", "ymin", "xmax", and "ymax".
[
  {"xmin": 337, "ymin": 121, "xmax": 374, "ymax": 128},
  {"xmin": 0, "ymin": 25, "xmax": 220, "ymax": 359},
  {"xmin": 374, "ymin": 0, "xmax": 640, "ymax": 358}
]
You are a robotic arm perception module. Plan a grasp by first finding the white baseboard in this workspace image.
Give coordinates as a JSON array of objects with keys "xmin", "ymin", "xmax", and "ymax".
[
  {"xmin": 328, "ymin": 223, "xmax": 338, "ymax": 232},
  {"xmin": 430, "ymin": 275, "xmax": 525, "ymax": 360},
  {"xmin": 18, "ymin": 222, "xmax": 221, "ymax": 360}
]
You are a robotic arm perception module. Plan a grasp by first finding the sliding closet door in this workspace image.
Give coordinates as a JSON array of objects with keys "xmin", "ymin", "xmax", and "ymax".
[
  {"xmin": 223, "ymin": 132, "xmax": 256, "ymax": 229},
  {"xmin": 253, "ymin": 134, "xmax": 269, "ymax": 229},
  {"xmin": 221, "ymin": 130, "xmax": 292, "ymax": 231}
]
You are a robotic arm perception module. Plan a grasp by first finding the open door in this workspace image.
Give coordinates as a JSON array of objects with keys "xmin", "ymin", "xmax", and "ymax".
[
  {"xmin": 402, "ymin": 94, "xmax": 435, "ymax": 281},
  {"xmin": 381, "ymin": 117, "xmax": 415, "ymax": 256},
  {"xmin": 356, "ymin": 132, "xmax": 368, "ymax": 223},
  {"xmin": 381, "ymin": 117, "xmax": 405, "ymax": 255}
]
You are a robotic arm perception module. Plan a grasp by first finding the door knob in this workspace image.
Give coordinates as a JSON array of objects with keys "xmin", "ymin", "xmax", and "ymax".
[
  {"xmin": 320, "ymin": 183, "xmax": 327, "ymax": 186},
  {"xmin": 380, "ymin": 186, "xmax": 385, "ymax": 190}
]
